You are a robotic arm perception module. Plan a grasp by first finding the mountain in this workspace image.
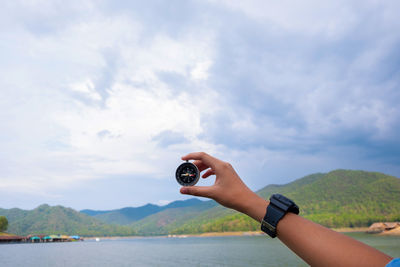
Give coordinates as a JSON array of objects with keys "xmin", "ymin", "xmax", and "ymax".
[
  {"xmin": 127, "ymin": 170, "xmax": 400, "ymax": 235},
  {"xmin": 257, "ymin": 170, "xmax": 400, "ymax": 227},
  {"xmin": 81, "ymin": 198, "xmax": 204, "ymax": 225},
  {"xmin": 0, "ymin": 204, "xmax": 136, "ymax": 236},
  {"xmin": 130, "ymin": 200, "xmax": 217, "ymax": 235},
  {"xmin": 1, "ymin": 169, "xmax": 399, "ymax": 236}
]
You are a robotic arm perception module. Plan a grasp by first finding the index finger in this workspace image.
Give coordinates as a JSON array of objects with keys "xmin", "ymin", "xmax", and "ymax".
[
  {"xmin": 193, "ymin": 160, "xmax": 210, "ymax": 172},
  {"xmin": 181, "ymin": 152, "xmax": 220, "ymax": 169}
]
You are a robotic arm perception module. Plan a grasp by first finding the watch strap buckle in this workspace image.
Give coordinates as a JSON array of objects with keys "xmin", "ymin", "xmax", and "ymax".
[{"xmin": 261, "ymin": 219, "xmax": 276, "ymax": 232}]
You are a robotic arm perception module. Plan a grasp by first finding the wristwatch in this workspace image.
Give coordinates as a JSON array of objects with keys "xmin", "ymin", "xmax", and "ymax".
[{"xmin": 261, "ymin": 194, "xmax": 299, "ymax": 238}]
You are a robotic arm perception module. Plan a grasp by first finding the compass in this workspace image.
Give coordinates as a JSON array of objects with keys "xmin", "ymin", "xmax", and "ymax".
[{"xmin": 175, "ymin": 161, "xmax": 200, "ymax": 186}]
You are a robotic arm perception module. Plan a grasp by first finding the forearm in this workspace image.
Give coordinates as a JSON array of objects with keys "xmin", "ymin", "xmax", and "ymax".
[
  {"xmin": 278, "ymin": 214, "xmax": 392, "ymax": 267},
  {"xmin": 236, "ymin": 192, "xmax": 269, "ymax": 222},
  {"xmin": 242, "ymin": 193, "xmax": 392, "ymax": 267}
]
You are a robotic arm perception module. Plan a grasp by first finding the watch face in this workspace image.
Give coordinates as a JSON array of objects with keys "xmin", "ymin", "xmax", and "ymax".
[{"xmin": 175, "ymin": 162, "xmax": 200, "ymax": 186}]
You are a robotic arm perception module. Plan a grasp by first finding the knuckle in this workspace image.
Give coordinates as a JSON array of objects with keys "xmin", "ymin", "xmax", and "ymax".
[{"xmin": 222, "ymin": 162, "xmax": 232, "ymax": 169}]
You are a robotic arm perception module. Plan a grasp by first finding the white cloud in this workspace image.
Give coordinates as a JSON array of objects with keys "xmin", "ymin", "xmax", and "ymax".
[
  {"xmin": 0, "ymin": 5, "xmax": 219, "ymax": 194},
  {"xmin": 1, "ymin": 0, "xmax": 399, "ymax": 208},
  {"xmin": 191, "ymin": 60, "xmax": 213, "ymax": 80},
  {"xmin": 157, "ymin": 200, "xmax": 171, "ymax": 206},
  {"xmin": 211, "ymin": 0, "xmax": 365, "ymax": 39},
  {"xmin": 56, "ymin": 83, "xmax": 210, "ymax": 177},
  {"xmin": 70, "ymin": 79, "xmax": 101, "ymax": 101}
]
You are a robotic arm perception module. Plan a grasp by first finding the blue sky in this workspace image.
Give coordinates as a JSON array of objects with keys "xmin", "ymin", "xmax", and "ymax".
[{"xmin": 1, "ymin": 0, "xmax": 399, "ymax": 210}]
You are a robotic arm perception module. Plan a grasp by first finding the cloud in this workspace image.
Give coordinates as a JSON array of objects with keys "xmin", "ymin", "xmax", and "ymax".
[
  {"xmin": 0, "ymin": 3, "xmax": 219, "ymax": 198},
  {"xmin": 202, "ymin": 0, "xmax": 400, "ymax": 157},
  {"xmin": 152, "ymin": 130, "xmax": 189, "ymax": 148},
  {"xmin": 210, "ymin": 0, "xmax": 400, "ymax": 39},
  {"xmin": 0, "ymin": 0, "xmax": 399, "ymax": 209},
  {"xmin": 157, "ymin": 200, "xmax": 172, "ymax": 206}
]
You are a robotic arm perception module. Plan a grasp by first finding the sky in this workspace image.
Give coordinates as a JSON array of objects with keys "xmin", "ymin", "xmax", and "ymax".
[{"xmin": 1, "ymin": 0, "xmax": 399, "ymax": 210}]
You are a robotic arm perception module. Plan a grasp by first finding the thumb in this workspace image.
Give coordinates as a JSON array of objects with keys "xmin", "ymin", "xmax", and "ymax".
[{"xmin": 180, "ymin": 186, "xmax": 214, "ymax": 198}]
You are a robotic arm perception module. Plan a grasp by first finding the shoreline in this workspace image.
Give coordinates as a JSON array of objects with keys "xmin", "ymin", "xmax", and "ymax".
[
  {"xmin": 86, "ymin": 227, "xmax": 399, "ymax": 240},
  {"xmin": 332, "ymin": 227, "xmax": 369, "ymax": 233},
  {"xmin": 84, "ymin": 232, "xmax": 265, "ymax": 240},
  {"xmin": 3, "ymin": 227, "xmax": 399, "ymax": 243}
]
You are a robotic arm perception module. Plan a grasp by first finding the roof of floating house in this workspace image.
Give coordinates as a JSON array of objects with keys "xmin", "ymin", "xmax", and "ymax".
[
  {"xmin": 0, "ymin": 233, "xmax": 25, "ymax": 241},
  {"xmin": 369, "ymin": 223, "xmax": 385, "ymax": 229},
  {"xmin": 27, "ymin": 234, "xmax": 47, "ymax": 238},
  {"xmin": 30, "ymin": 236, "xmax": 40, "ymax": 240},
  {"xmin": 369, "ymin": 222, "xmax": 400, "ymax": 229},
  {"xmin": 384, "ymin": 222, "xmax": 400, "ymax": 228},
  {"xmin": 70, "ymin": 235, "xmax": 80, "ymax": 239}
]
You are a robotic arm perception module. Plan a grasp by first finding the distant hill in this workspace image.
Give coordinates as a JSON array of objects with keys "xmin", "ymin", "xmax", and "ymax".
[
  {"xmin": 81, "ymin": 198, "xmax": 204, "ymax": 225},
  {"xmin": 130, "ymin": 200, "xmax": 217, "ymax": 235},
  {"xmin": 0, "ymin": 204, "xmax": 136, "ymax": 236},
  {"xmin": 257, "ymin": 170, "xmax": 400, "ymax": 227},
  {"xmin": 1, "ymin": 169, "xmax": 399, "ymax": 236},
  {"xmin": 163, "ymin": 170, "xmax": 400, "ymax": 234}
]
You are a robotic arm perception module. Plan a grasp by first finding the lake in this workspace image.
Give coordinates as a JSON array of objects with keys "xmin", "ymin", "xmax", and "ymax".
[{"xmin": 1, "ymin": 233, "xmax": 399, "ymax": 266}]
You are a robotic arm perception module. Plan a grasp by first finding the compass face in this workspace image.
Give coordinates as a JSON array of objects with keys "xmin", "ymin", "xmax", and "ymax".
[{"xmin": 175, "ymin": 162, "xmax": 200, "ymax": 186}]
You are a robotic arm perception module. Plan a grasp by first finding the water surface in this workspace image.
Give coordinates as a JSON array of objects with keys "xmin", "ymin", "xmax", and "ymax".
[{"xmin": 1, "ymin": 233, "xmax": 399, "ymax": 266}]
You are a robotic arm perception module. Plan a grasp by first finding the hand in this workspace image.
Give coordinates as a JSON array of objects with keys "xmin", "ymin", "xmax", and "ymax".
[{"xmin": 180, "ymin": 152, "xmax": 268, "ymax": 221}]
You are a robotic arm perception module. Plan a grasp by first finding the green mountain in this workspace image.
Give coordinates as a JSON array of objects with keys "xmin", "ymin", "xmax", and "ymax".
[
  {"xmin": 1, "ymin": 169, "xmax": 399, "ymax": 236},
  {"xmin": 130, "ymin": 200, "xmax": 217, "ymax": 235},
  {"xmin": 129, "ymin": 170, "xmax": 400, "ymax": 235},
  {"xmin": 257, "ymin": 170, "xmax": 400, "ymax": 227},
  {"xmin": 0, "ymin": 204, "xmax": 136, "ymax": 236},
  {"xmin": 81, "ymin": 198, "xmax": 204, "ymax": 225}
]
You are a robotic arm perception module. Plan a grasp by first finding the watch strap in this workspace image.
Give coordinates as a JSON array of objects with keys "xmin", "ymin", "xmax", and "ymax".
[
  {"xmin": 261, "ymin": 194, "xmax": 299, "ymax": 238},
  {"xmin": 261, "ymin": 203, "xmax": 285, "ymax": 238}
]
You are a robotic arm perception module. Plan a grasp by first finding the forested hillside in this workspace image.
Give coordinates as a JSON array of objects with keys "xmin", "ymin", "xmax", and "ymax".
[
  {"xmin": 81, "ymin": 199, "xmax": 204, "ymax": 225},
  {"xmin": 1, "ymin": 170, "xmax": 399, "ymax": 236},
  {"xmin": 133, "ymin": 170, "xmax": 400, "ymax": 235},
  {"xmin": 0, "ymin": 204, "xmax": 136, "ymax": 236}
]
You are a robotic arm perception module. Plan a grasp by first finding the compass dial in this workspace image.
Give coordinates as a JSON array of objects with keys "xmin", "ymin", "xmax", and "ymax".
[{"xmin": 175, "ymin": 162, "xmax": 200, "ymax": 186}]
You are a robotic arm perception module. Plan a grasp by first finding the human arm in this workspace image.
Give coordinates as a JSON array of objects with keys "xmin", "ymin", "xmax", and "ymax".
[{"xmin": 180, "ymin": 152, "xmax": 393, "ymax": 267}]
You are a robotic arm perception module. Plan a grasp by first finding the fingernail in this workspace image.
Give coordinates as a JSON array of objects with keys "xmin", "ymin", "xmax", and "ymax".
[{"xmin": 181, "ymin": 187, "xmax": 189, "ymax": 194}]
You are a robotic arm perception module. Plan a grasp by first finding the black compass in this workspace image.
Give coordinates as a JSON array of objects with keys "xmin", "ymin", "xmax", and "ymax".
[{"xmin": 175, "ymin": 161, "xmax": 200, "ymax": 186}]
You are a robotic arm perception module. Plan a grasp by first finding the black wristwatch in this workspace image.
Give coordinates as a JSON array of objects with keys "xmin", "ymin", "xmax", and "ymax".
[{"xmin": 261, "ymin": 194, "xmax": 299, "ymax": 238}]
